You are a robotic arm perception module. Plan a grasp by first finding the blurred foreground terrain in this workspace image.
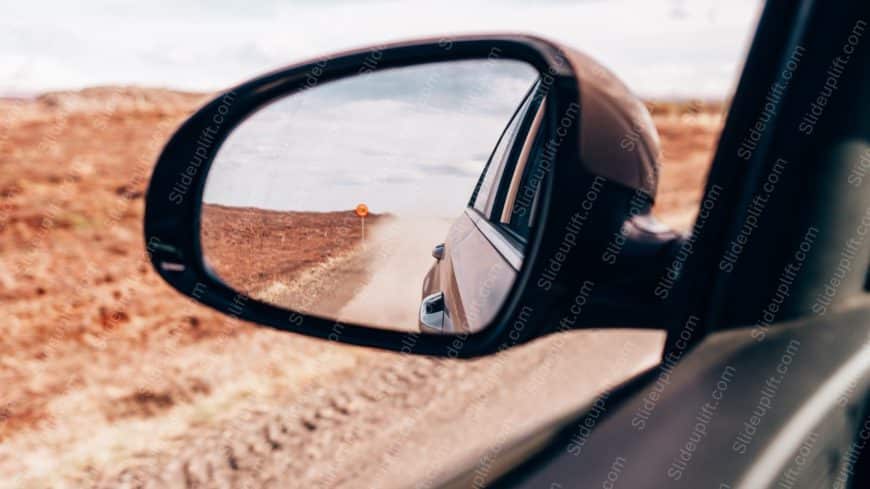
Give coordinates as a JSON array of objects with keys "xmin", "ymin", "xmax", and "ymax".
[{"xmin": 0, "ymin": 88, "xmax": 722, "ymax": 488}]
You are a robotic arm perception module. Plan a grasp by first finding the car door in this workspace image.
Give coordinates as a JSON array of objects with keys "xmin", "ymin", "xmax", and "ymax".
[{"xmin": 420, "ymin": 81, "xmax": 546, "ymax": 334}]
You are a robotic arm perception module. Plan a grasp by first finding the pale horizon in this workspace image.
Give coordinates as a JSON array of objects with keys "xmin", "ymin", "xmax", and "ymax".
[{"xmin": 2, "ymin": 0, "xmax": 762, "ymax": 99}]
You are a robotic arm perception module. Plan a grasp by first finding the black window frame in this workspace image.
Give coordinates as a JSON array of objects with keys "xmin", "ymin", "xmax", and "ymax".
[
  {"xmin": 469, "ymin": 80, "xmax": 547, "ymax": 253},
  {"xmin": 497, "ymin": 99, "xmax": 549, "ymax": 246},
  {"xmin": 469, "ymin": 80, "xmax": 542, "ymax": 216}
]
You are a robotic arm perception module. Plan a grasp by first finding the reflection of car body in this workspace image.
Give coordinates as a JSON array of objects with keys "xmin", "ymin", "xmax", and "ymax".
[{"xmin": 420, "ymin": 81, "xmax": 546, "ymax": 334}]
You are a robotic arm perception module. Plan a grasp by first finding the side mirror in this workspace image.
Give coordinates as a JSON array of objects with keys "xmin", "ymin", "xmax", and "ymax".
[{"xmin": 144, "ymin": 35, "xmax": 666, "ymax": 357}]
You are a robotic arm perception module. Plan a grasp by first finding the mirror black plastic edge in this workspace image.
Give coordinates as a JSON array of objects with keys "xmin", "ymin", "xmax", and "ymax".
[{"xmin": 144, "ymin": 34, "xmax": 582, "ymax": 358}]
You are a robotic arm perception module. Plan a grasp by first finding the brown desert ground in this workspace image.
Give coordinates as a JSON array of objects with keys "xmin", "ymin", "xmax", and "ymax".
[
  {"xmin": 202, "ymin": 204, "xmax": 455, "ymax": 331},
  {"xmin": 201, "ymin": 204, "xmax": 383, "ymax": 309},
  {"xmin": 0, "ymin": 88, "xmax": 723, "ymax": 488}
]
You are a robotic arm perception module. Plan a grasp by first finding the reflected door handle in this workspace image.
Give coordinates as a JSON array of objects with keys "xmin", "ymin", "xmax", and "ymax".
[
  {"xmin": 420, "ymin": 291, "xmax": 446, "ymax": 333},
  {"xmin": 432, "ymin": 243, "xmax": 445, "ymax": 260}
]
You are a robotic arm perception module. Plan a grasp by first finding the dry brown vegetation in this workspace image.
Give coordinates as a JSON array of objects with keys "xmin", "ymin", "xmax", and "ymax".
[
  {"xmin": 0, "ymin": 88, "xmax": 723, "ymax": 488},
  {"xmin": 201, "ymin": 204, "xmax": 381, "ymax": 294},
  {"xmin": 648, "ymin": 99, "xmax": 725, "ymax": 231}
]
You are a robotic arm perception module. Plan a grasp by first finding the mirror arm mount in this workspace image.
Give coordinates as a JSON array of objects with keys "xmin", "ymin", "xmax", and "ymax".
[{"xmin": 532, "ymin": 209, "xmax": 690, "ymax": 333}]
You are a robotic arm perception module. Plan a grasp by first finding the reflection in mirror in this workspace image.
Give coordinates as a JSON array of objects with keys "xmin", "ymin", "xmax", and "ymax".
[{"xmin": 201, "ymin": 59, "xmax": 546, "ymax": 334}]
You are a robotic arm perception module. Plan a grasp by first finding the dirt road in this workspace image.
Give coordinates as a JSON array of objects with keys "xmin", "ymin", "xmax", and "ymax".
[
  {"xmin": 95, "ymin": 330, "xmax": 665, "ymax": 489},
  {"xmin": 333, "ymin": 216, "xmax": 452, "ymax": 331},
  {"xmin": 255, "ymin": 215, "xmax": 452, "ymax": 332},
  {"xmin": 91, "ymin": 217, "xmax": 668, "ymax": 488}
]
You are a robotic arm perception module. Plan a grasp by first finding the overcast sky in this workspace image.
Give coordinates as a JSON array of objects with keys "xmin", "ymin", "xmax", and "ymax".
[
  {"xmin": 203, "ymin": 60, "xmax": 538, "ymax": 215},
  {"xmin": 2, "ymin": 0, "xmax": 762, "ymax": 98}
]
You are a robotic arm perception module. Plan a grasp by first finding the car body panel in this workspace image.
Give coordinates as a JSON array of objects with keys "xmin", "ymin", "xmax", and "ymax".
[
  {"xmin": 409, "ymin": 302, "xmax": 870, "ymax": 488},
  {"xmin": 422, "ymin": 210, "xmax": 518, "ymax": 333},
  {"xmin": 420, "ymin": 81, "xmax": 543, "ymax": 334},
  {"xmin": 493, "ymin": 302, "xmax": 870, "ymax": 488}
]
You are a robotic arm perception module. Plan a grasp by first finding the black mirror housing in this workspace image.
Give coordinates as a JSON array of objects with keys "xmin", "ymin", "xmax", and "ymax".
[{"xmin": 144, "ymin": 34, "xmax": 666, "ymax": 357}]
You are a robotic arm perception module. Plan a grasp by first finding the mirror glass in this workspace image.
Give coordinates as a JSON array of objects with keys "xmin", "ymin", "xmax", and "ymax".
[{"xmin": 201, "ymin": 59, "xmax": 547, "ymax": 334}]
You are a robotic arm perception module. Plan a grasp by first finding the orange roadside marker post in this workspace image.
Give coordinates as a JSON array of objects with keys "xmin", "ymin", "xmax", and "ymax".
[{"xmin": 355, "ymin": 203, "xmax": 369, "ymax": 242}]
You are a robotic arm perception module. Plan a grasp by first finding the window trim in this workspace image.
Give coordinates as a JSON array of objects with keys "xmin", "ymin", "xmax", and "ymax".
[
  {"xmin": 469, "ymin": 81, "xmax": 541, "ymax": 214},
  {"xmin": 468, "ymin": 82, "xmax": 548, "ymax": 259},
  {"xmin": 500, "ymin": 95, "xmax": 548, "ymax": 229},
  {"xmin": 487, "ymin": 84, "xmax": 545, "ymax": 222}
]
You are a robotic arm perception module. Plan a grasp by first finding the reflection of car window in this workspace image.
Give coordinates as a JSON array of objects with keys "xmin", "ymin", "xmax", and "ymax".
[
  {"xmin": 501, "ymin": 98, "xmax": 547, "ymax": 241},
  {"xmin": 471, "ymin": 86, "xmax": 536, "ymax": 218}
]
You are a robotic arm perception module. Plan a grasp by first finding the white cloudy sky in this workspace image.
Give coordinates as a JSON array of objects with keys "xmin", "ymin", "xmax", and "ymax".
[
  {"xmin": 204, "ymin": 60, "xmax": 539, "ymax": 215},
  {"xmin": 2, "ymin": 0, "xmax": 762, "ymax": 98}
]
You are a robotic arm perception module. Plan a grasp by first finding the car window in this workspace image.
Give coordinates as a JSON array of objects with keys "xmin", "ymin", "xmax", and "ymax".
[
  {"xmin": 500, "ymin": 96, "xmax": 547, "ymax": 242},
  {"xmin": 472, "ymin": 85, "xmax": 537, "ymax": 218}
]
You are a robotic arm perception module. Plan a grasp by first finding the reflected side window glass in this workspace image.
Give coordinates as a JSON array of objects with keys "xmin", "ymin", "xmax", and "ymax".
[
  {"xmin": 471, "ymin": 84, "xmax": 537, "ymax": 218},
  {"xmin": 501, "ymin": 97, "xmax": 547, "ymax": 242}
]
